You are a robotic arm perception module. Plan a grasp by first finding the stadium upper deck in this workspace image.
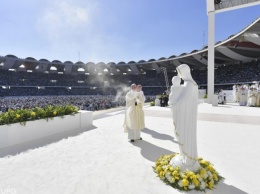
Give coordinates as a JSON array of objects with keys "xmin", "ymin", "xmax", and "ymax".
[{"xmin": 0, "ymin": 17, "xmax": 260, "ymax": 75}]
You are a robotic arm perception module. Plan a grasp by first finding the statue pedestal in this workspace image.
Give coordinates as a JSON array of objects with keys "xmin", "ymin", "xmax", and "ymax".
[
  {"xmin": 212, "ymin": 94, "xmax": 218, "ymax": 106},
  {"xmin": 169, "ymin": 154, "xmax": 200, "ymax": 172}
]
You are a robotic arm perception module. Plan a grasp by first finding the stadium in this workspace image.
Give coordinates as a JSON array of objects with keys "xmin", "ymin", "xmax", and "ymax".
[
  {"xmin": 0, "ymin": 1, "xmax": 260, "ymax": 194},
  {"xmin": 0, "ymin": 17, "xmax": 260, "ymax": 99}
]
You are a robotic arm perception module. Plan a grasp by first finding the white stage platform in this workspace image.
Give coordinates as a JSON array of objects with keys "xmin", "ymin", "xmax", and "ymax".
[{"xmin": 0, "ymin": 103, "xmax": 259, "ymax": 194}]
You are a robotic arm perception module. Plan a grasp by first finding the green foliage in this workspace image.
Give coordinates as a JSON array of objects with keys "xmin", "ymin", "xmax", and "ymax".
[
  {"xmin": 150, "ymin": 101, "xmax": 155, "ymax": 106},
  {"xmin": 0, "ymin": 105, "xmax": 79, "ymax": 126},
  {"xmin": 204, "ymin": 94, "xmax": 208, "ymax": 99}
]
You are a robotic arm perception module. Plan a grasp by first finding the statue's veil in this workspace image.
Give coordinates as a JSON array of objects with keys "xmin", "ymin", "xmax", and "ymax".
[{"xmin": 176, "ymin": 64, "xmax": 197, "ymax": 86}]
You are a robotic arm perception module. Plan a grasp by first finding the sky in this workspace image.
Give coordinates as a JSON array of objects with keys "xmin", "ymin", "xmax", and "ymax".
[{"xmin": 0, "ymin": 0, "xmax": 259, "ymax": 64}]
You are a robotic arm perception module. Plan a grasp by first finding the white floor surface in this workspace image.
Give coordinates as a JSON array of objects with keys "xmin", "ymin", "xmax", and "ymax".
[{"xmin": 0, "ymin": 103, "xmax": 259, "ymax": 194}]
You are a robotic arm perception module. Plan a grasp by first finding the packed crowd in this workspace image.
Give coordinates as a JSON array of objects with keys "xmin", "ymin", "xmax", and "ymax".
[
  {"xmin": 0, "ymin": 96, "xmax": 126, "ymax": 112},
  {"xmin": 0, "ymin": 60, "xmax": 259, "ymax": 97}
]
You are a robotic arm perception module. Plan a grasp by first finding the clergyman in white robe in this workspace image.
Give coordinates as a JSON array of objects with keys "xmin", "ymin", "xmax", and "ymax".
[
  {"xmin": 169, "ymin": 64, "xmax": 200, "ymax": 172},
  {"xmin": 248, "ymin": 87, "xmax": 258, "ymax": 107},
  {"xmin": 123, "ymin": 84, "xmax": 144, "ymax": 142},
  {"xmin": 239, "ymin": 86, "xmax": 248, "ymax": 106}
]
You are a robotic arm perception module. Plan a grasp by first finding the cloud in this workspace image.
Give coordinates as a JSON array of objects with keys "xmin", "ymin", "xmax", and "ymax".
[
  {"xmin": 35, "ymin": 0, "xmax": 142, "ymax": 63},
  {"xmin": 37, "ymin": 0, "xmax": 95, "ymax": 40}
]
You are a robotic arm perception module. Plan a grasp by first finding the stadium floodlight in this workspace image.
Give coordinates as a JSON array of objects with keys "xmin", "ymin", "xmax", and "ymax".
[
  {"xmin": 205, "ymin": 0, "xmax": 260, "ymax": 104},
  {"xmin": 50, "ymin": 66, "xmax": 57, "ymax": 71},
  {"xmin": 2, "ymin": 86, "xmax": 10, "ymax": 89},
  {"xmin": 77, "ymin": 68, "xmax": 85, "ymax": 72}
]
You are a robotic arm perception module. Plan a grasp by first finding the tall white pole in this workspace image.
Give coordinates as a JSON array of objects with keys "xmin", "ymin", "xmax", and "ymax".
[{"xmin": 207, "ymin": 11, "xmax": 215, "ymax": 104}]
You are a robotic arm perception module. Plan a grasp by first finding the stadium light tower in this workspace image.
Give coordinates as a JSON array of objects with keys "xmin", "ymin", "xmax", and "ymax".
[{"xmin": 206, "ymin": 0, "xmax": 260, "ymax": 104}]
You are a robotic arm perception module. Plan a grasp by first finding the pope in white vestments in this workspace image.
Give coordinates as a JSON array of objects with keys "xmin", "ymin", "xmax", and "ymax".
[
  {"xmin": 169, "ymin": 64, "xmax": 199, "ymax": 172},
  {"xmin": 124, "ymin": 84, "xmax": 145, "ymax": 142}
]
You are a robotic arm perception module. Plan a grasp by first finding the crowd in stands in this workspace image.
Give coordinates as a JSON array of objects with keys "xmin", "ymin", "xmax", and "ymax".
[
  {"xmin": 0, "ymin": 96, "xmax": 126, "ymax": 112},
  {"xmin": 0, "ymin": 59, "xmax": 259, "ymax": 97}
]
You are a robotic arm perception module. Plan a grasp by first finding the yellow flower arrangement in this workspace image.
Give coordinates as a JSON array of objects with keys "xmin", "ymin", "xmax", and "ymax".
[
  {"xmin": 0, "ymin": 105, "xmax": 78, "ymax": 126},
  {"xmin": 153, "ymin": 154, "xmax": 223, "ymax": 192}
]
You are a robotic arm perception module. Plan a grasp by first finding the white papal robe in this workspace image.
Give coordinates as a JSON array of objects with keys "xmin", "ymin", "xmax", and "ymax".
[
  {"xmin": 123, "ymin": 90, "xmax": 145, "ymax": 140},
  {"xmin": 239, "ymin": 90, "xmax": 248, "ymax": 106},
  {"xmin": 248, "ymin": 90, "xmax": 258, "ymax": 106}
]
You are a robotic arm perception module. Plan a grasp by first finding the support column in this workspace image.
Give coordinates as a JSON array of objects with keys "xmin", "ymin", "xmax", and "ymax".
[{"xmin": 207, "ymin": 11, "xmax": 215, "ymax": 104}]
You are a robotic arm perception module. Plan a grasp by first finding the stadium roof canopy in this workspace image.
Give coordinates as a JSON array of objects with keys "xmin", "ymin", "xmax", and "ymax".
[
  {"xmin": 213, "ymin": 0, "xmax": 260, "ymax": 13},
  {"xmin": 0, "ymin": 16, "xmax": 260, "ymax": 75}
]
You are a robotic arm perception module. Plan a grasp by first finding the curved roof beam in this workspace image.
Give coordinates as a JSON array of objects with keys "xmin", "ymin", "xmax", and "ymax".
[
  {"xmin": 39, "ymin": 59, "xmax": 50, "ymax": 63},
  {"xmin": 178, "ymin": 57, "xmax": 205, "ymax": 68},
  {"xmin": 151, "ymin": 63, "xmax": 161, "ymax": 73},
  {"xmin": 216, "ymin": 46, "xmax": 255, "ymax": 61},
  {"xmin": 64, "ymin": 63, "xmax": 73, "ymax": 74},
  {"xmin": 2, "ymin": 58, "xmax": 16, "ymax": 70},
  {"xmin": 172, "ymin": 60, "xmax": 182, "ymax": 67},
  {"xmin": 128, "ymin": 64, "xmax": 140, "ymax": 74},
  {"xmin": 96, "ymin": 62, "xmax": 107, "ymax": 72},
  {"xmin": 52, "ymin": 60, "xmax": 62, "ymax": 63},
  {"xmin": 244, "ymin": 33, "xmax": 260, "ymax": 46},
  {"xmin": 64, "ymin": 61, "xmax": 74, "ymax": 64},
  {"xmin": 25, "ymin": 57, "xmax": 36, "ymax": 61},
  {"xmin": 75, "ymin": 61, "xmax": 85, "ymax": 66},
  {"xmin": 5, "ymin": 54, "xmax": 18, "ymax": 58},
  {"xmin": 192, "ymin": 54, "xmax": 208, "ymax": 65},
  {"xmin": 138, "ymin": 60, "xmax": 146, "ymax": 63},
  {"xmin": 106, "ymin": 62, "xmax": 117, "ymax": 74},
  {"xmin": 117, "ymin": 61, "xmax": 126, "ymax": 65},
  {"xmin": 127, "ymin": 61, "xmax": 136, "ymax": 64},
  {"xmin": 168, "ymin": 55, "xmax": 176, "ymax": 59}
]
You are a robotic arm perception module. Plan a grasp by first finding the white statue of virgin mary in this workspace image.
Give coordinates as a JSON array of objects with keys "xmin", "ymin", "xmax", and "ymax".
[{"xmin": 169, "ymin": 64, "xmax": 199, "ymax": 171}]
